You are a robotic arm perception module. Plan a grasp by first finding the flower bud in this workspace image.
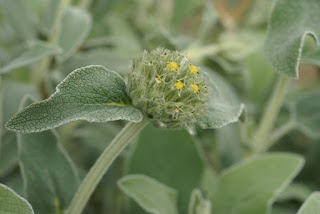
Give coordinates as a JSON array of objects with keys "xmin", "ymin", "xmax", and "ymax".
[{"xmin": 128, "ymin": 48, "xmax": 208, "ymax": 129}]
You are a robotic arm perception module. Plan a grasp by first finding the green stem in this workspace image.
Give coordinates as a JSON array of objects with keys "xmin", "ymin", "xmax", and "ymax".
[
  {"xmin": 252, "ymin": 76, "xmax": 289, "ymax": 153},
  {"xmin": 66, "ymin": 118, "xmax": 149, "ymax": 214}
]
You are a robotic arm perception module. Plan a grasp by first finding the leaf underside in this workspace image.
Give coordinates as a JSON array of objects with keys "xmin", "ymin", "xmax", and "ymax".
[
  {"xmin": 297, "ymin": 192, "xmax": 320, "ymax": 214},
  {"xmin": 0, "ymin": 41, "xmax": 61, "ymax": 74},
  {"xmin": 264, "ymin": 0, "xmax": 320, "ymax": 78},
  {"xmin": 197, "ymin": 69, "xmax": 244, "ymax": 129}
]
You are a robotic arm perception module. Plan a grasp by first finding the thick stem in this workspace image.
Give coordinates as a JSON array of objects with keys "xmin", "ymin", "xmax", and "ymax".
[
  {"xmin": 252, "ymin": 76, "xmax": 289, "ymax": 153},
  {"xmin": 66, "ymin": 118, "xmax": 148, "ymax": 214}
]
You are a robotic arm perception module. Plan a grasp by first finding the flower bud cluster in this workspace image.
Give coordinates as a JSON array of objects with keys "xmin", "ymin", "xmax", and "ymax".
[{"xmin": 128, "ymin": 48, "xmax": 208, "ymax": 128}]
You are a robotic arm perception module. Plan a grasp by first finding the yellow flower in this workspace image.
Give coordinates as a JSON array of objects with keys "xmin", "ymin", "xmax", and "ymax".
[
  {"xmin": 175, "ymin": 81, "xmax": 184, "ymax": 90},
  {"xmin": 192, "ymin": 83, "xmax": 199, "ymax": 93},
  {"xmin": 168, "ymin": 61, "xmax": 179, "ymax": 71},
  {"xmin": 155, "ymin": 77, "xmax": 163, "ymax": 83},
  {"xmin": 189, "ymin": 65, "xmax": 198, "ymax": 74}
]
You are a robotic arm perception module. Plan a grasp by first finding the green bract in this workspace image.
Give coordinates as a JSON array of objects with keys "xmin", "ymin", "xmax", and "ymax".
[{"xmin": 128, "ymin": 48, "xmax": 208, "ymax": 129}]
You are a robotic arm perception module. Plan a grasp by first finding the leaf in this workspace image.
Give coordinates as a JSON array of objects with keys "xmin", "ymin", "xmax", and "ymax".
[
  {"xmin": 196, "ymin": 68, "xmax": 245, "ymax": 129},
  {"xmin": 297, "ymin": 192, "xmax": 320, "ymax": 214},
  {"xmin": 216, "ymin": 122, "xmax": 242, "ymax": 168},
  {"xmin": 57, "ymin": 7, "xmax": 92, "ymax": 62},
  {"xmin": 264, "ymin": 0, "xmax": 320, "ymax": 78},
  {"xmin": 247, "ymin": 49, "xmax": 275, "ymax": 102},
  {"xmin": 6, "ymin": 65, "xmax": 142, "ymax": 133},
  {"xmin": 188, "ymin": 189, "xmax": 211, "ymax": 214},
  {"xmin": 0, "ymin": 183, "xmax": 34, "ymax": 214},
  {"xmin": 210, "ymin": 153, "xmax": 304, "ymax": 214},
  {"xmin": 0, "ymin": 82, "xmax": 38, "ymax": 176},
  {"xmin": 293, "ymin": 90, "xmax": 320, "ymax": 139},
  {"xmin": 118, "ymin": 175, "xmax": 178, "ymax": 214},
  {"xmin": 0, "ymin": 0, "xmax": 36, "ymax": 41},
  {"xmin": 0, "ymin": 132, "xmax": 18, "ymax": 177},
  {"xmin": 17, "ymin": 96, "xmax": 80, "ymax": 213},
  {"xmin": 127, "ymin": 124, "xmax": 205, "ymax": 214},
  {"xmin": 276, "ymin": 183, "xmax": 312, "ymax": 203},
  {"xmin": 0, "ymin": 42, "xmax": 62, "ymax": 74}
]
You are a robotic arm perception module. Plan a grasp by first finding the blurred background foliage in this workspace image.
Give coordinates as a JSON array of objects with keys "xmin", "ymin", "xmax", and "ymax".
[{"xmin": 0, "ymin": 0, "xmax": 319, "ymax": 213}]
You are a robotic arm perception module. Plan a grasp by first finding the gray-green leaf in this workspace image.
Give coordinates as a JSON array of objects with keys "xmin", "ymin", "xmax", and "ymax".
[
  {"xmin": 0, "ymin": 0, "xmax": 36, "ymax": 41},
  {"xmin": 118, "ymin": 174, "xmax": 178, "ymax": 214},
  {"xmin": 0, "ymin": 82, "xmax": 38, "ymax": 176},
  {"xmin": 57, "ymin": 7, "xmax": 92, "ymax": 62},
  {"xmin": 196, "ymin": 68, "xmax": 244, "ymax": 129},
  {"xmin": 17, "ymin": 96, "xmax": 80, "ymax": 213},
  {"xmin": 264, "ymin": 0, "xmax": 320, "ymax": 78},
  {"xmin": 210, "ymin": 153, "xmax": 304, "ymax": 214},
  {"xmin": 297, "ymin": 192, "xmax": 320, "ymax": 214},
  {"xmin": 276, "ymin": 183, "xmax": 312, "ymax": 203},
  {"xmin": 6, "ymin": 65, "xmax": 142, "ymax": 133},
  {"xmin": 0, "ymin": 42, "xmax": 61, "ymax": 74},
  {"xmin": 293, "ymin": 90, "xmax": 320, "ymax": 139},
  {"xmin": 0, "ymin": 183, "xmax": 34, "ymax": 214},
  {"xmin": 127, "ymin": 124, "xmax": 205, "ymax": 214}
]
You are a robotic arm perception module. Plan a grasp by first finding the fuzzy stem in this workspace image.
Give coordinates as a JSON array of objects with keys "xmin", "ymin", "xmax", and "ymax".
[
  {"xmin": 66, "ymin": 118, "xmax": 148, "ymax": 214},
  {"xmin": 252, "ymin": 76, "xmax": 289, "ymax": 153}
]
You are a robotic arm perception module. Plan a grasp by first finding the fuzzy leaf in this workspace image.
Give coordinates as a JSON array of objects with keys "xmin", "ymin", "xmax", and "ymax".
[
  {"xmin": 0, "ymin": 42, "xmax": 61, "ymax": 74},
  {"xmin": 127, "ymin": 125, "xmax": 205, "ymax": 214},
  {"xmin": 276, "ymin": 183, "xmax": 312, "ymax": 203},
  {"xmin": 197, "ymin": 68, "xmax": 244, "ymax": 129},
  {"xmin": 210, "ymin": 153, "xmax": 304, "ymax": 214},
  {"xmin": 0, "ymin": 82, "xmax": 38, "ymax": 176},
  {"xmin": 6, "ymin": 65, "xmax": 142, "ymax": 133},
  {"xmin": 264, "ymin": 0, "xmax": 320, "ymax": 78},
  {"xmin": 17, "ymin": 96, "xmax": 80, "ymax": 213},
  {"xmin": 118, "ymin": 175, "xmax": 178, "ymax": 214},
  {"xmin": 0, "ymin": 183, "xmax": 34, "ymax": 214},
  {"xmin": 297, "ymin": 192, "xmax": 320, "ymax": 214},
  {"xmin": 0, "ymin": 0, "xmax": 36, "ymax": 41},
  {"xmin": 57, "ymin": 7, "xmax": 92, "ymax": 62},
  {"xmin": 293, "ymin": 90, "xmax": 320, "ymax": 139}
]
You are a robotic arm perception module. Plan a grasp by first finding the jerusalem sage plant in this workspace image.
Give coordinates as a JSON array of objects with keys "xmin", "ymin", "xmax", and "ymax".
[
  {"xmin": 6, "ymin": 48, "xmax": 244, "ymax": 214},
  {"xmin": 1, "ymin": 0, "xmax": 320, "ymax": 213}
]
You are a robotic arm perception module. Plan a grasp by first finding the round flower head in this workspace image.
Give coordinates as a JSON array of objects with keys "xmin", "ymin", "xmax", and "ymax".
[{"xmin": 128, "ymin": 48, "xmax": 208, "ymax": 129}]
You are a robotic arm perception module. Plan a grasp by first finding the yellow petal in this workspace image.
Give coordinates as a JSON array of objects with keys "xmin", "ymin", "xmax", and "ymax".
[
  {"xmin": 192, "ymin": 83, "xmax": 199, "ymax": 93},
  {"xmin": 168, "ymin": 61, "xmax": 179, "ymax": 71},
  {"xmin": 189, "ymin": 65, "xmax": 198, "ymax": 74},
  {"xmin": 155, "ymin": 77, "xmax": 163, "ymax": 83},
  {"xmin": 175, "ymin": 81, "xmax": 184, "ymax": 90}
]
